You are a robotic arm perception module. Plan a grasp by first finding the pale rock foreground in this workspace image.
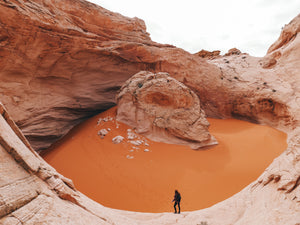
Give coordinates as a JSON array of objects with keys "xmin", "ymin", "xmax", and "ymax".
[
  {"xmin": 0, "ymin": 103, "xmax": 299, "ymax": 225},
  {"xmin": 116, "ymin": 71, "xmax": 217, "ymax": 149}
]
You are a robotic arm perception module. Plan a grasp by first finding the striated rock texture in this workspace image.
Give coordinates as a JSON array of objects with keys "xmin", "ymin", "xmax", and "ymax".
[
  {"xmin": 194, "ymin": 49, "xmax": 221, "ymax": 59},
  {"xmin": 204, "ymin": 14, "xmax": 300, "ymax": 131},
  {"xmin": 116, "ymin": 71, "xmax": 217, "ymax": 149},
  {"xmin": 0, "ymin": 102, "xmax": 136, "ymax": 224},
  {"xmin": 0, "ymin": 0, "xmax": 297, "ymax": 153},
  {"xmin": 0, "ymin": 0, "xmax": 221, "ymax": 151},
  {"xmin": 0, "ymin": 0, "xmax": 299, "ymax": 223}
]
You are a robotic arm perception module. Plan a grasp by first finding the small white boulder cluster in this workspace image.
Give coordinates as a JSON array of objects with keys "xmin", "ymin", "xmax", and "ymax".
[
  {"xmin": 125, "ymin": 129, "xmax": 150, "ymax": 159},
  {"xmin": 97, "ymin": 116, "xmax": 119, "ymax": 128},
  {"xmin": 98, "ymin": 128, "xmax": 111, "ymax": 139},
  {"xmin": 97, "ymin": 116, "xmax": 113, "ymax": 125},
  {"xmin": 112, "ymin": 135, "xmax": 124, "ymax": 144},
  {"xmin": 96, "ymin": 116, "xmax": 150, "ymax": 159}
]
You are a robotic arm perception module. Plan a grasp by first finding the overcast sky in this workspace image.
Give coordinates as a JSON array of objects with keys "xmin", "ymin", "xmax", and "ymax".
[{"xmin": 87, "ymin": 0, "xmax": 299, "ymax": 56}]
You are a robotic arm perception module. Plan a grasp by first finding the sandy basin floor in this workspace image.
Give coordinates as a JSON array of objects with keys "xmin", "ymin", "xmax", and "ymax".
[{"xmin": 42, "ymin": 107, "xmax": 287, "ymax": 213}]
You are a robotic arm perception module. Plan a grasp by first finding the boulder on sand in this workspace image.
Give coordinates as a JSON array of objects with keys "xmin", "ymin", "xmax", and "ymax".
[{"xmin": 116, "ymin": 71, "xmax": 217, "ymax": 149}]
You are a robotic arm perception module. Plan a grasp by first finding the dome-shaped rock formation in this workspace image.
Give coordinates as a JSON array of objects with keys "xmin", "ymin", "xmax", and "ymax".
[{"xmin": 116, "ymin": 71, "xmax": 217, "ymax": 149}]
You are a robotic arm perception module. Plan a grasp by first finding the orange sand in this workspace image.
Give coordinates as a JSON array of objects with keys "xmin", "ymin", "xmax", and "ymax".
[{"xmin": 42, "ymin": 107, "xmax": 287, "ymax": 213}]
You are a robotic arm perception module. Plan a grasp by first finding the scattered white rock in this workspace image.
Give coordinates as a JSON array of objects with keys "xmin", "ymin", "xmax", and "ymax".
[
  {"xmin": 144, "ymin": 149, "xmax": 150, "ymax": 152},
  {"xmin": 112, "ymin": 135, "xmax": 124, "ymax": 144},
  {"xmin": 144, "ymin": 142, "xmax": 149, "ymax": 146},
  {"xmin": 130, "ymin": 140, "xmax": 143, "ymax": 146},
  {"xmin": 102, "ymin": 116, "xmax": 113, "ymax": 122},
  {"xmin": 126, "ymin": 155, "xmax": 134, "ymax": 159},
  {"xmin": 97, "ymin": 118, "xmax": 102, "ymax": 125},
  {"xmin": 129, "ymin": 149, "xmax": 134, "ymax": 152},
  {"xmin": 107, "ymin": 128, "xmax": 111, "ymax": 131},
  {"xmin": 98, "ymin": 129, "xmax": 108, "ymax": 136},
  {"xmin": 127, "ymin": 132, "xmax": 137, "ymax": 140}
]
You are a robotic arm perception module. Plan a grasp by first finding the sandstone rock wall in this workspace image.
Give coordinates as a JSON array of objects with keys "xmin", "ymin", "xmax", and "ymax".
[
  {"xmin": 1, "ymin": 0, "xmax": 297, "ymax": 151},
  {"xmin": 0, "ymin": 0, "xmax": 220, "ymax": 151}
]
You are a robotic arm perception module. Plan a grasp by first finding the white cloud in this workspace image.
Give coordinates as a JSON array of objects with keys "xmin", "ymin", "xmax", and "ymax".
[{"xmin": 88, "ymin": 0, "xmax": 300, "ymax": 56}]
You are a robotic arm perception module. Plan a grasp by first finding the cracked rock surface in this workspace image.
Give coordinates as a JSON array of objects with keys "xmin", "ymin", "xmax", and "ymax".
[
  {"xmin": 0, "ymin": 0, "xmax": 219, "ymax": 151},
  {"xmin": 116, "ymin": 71, "xmax": 217, "ymax": 149}
]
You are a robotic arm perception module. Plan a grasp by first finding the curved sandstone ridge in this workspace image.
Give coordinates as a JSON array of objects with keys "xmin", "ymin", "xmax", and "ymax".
[
  {"xmin": 0, "ymin": 98, "xmax": 299, "ymax": 224},
  {"xmin": 116, "ymin": 71, "xmax": 217, "ymax": 149},
  {"xmin": 0, "ymin": 0, "xmax": 299, "ymax": 223},
  {"xmin": 0, "ymin": 0, "xmax": 175, "ymax": 151},
  {"xmin": 0, "ymin": 0, "xmax": 215, "ymax": 151},
  {"xmin": 0, "ymin": 0, "xmax": 297, "ymax": 152}
]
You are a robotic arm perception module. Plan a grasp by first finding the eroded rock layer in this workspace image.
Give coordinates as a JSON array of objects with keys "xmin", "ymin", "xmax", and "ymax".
[
  {"xmin": 116, "ymin": 71, "xmax": 217, "ymax": 149},
  {"xmin": 0, "ymin": 0, "xmax": 221, "ymax": 151},
  {"xmin": 1, "ymin": 0, "xmax": 297, "ymax": 152}
]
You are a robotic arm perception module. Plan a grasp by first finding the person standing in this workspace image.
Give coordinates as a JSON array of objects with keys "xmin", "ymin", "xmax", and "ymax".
[{"xmin": 172, "ymin": 190, "xmax": 181, "ymax": 214}]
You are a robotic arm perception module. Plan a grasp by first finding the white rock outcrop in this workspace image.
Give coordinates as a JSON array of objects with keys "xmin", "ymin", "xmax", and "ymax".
[
  {"xmin": 98, "ymin": 129, "xmax": 109, "ymax": 138},
  {"xmin": 112, "ymin": 135, "xmax": 124, "ymax": 144}
]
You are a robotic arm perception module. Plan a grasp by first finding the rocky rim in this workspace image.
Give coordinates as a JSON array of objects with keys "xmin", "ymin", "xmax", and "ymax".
[{"xmin": 0, "ymin": 0, "xmax": 299, "ymax": 224}]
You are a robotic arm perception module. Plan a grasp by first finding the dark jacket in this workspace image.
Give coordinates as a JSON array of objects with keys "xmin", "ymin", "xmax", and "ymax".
[{"xmin": 173, "ymin": 192, "xmax": 181, "ymax": 203}]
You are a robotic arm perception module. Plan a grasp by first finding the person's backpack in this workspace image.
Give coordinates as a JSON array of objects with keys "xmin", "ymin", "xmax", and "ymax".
[{"xmin": 177, "ymin": 194, "xmax": 181, "ymax": 202}]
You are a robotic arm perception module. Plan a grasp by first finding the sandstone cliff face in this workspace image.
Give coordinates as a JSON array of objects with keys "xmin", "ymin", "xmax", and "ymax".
[
  {"xmin": 1, "ymin": 0, "xmax": 296, "ymax": 152},
  {"xmin": 0, "ymin": 0, "xmax": 220, "ymax": 151},
  {"xmin": 204, "ymin": 14, "xmax": 300, "ymax": 130},
  {"xmin": 116, "ymin": 71, "xmax": 217, "ymax": 149},
  {"xmin": 0, "ymin": 0, "xmax": 299, "ymax": 224}
]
